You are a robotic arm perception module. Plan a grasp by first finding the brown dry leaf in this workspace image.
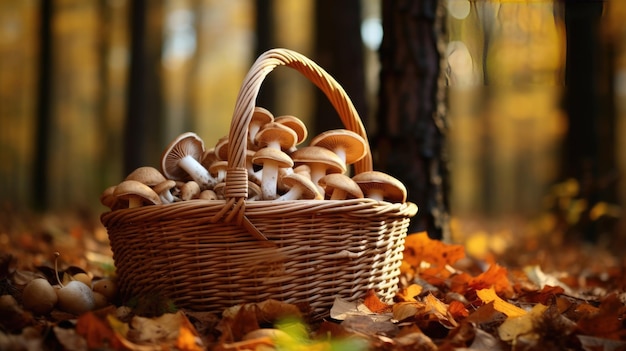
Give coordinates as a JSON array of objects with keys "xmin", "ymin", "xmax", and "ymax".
[
  {"xmin": 476, "ymin": 287, "xmax": 527, "ymax": 318},
  {"xmin": 577, "ymin": 293, "xmax": 626, "ymax": 340},
  {"xmin": 126, "ymin": 310, "xmax": 202, "ymax": 350},
  {"xmin": 392, "ymin": 301, "xmax": 427, "ymax": 322},
  {"xmin": 255, "ymin": 299, "xmax": 303, "ymax": 323},
  {"xmin": 363, "ymin": 289, "xmax": 392, "ymax": 313}
]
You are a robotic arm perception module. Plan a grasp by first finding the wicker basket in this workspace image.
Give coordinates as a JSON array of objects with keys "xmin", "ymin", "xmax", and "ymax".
[{"xmin": 101, "ymin": 48, "xmax": 418, "ymax": 320}]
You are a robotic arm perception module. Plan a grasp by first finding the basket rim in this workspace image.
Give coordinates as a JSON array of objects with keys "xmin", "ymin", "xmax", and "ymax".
[{"xmin": 101, "ymin": 198, "xmax": 418, "ymax": 227}]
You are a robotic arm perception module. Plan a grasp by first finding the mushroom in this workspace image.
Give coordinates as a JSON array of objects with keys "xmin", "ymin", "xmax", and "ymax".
[
  {"xmin": 161, "ymin": 132, "xmax": 216, "ymax": 190},
  {"xmin": 274, "ymin": 115, "xmax": 308, "ymax": 151},
  {"xmin": 277, "ymin": 173, "xmax": 321, "ymax": 201},
  {"xmin": 209, "ymin": 160, "xmax": 229, "ymax": 183},
  {"xmin": 249, "ymin": 106, "xmax": 274, "ymax": 146},
  {"xmin": 254, "ymin": 122, "xmax": 298, "ymax": 151},
  {"xmin": 247, "ymin": 181, "xmax": 263, "ymax": 201},
  {"xmin": 199, "ymin": 189, "xmax": 218, "ymax": 200},
  {"xmin": 100, "ymin": 185, "xmax": 118, "ymax": 210},
  {"xmin": 246, "ymin": 149, "xmax": 262, "ymax": 184},
  {"xmin": 113, "ymin": 180, "xmax": 161, "ymax": 208},
  {"xmin": 290, "ymin": 146, "xmax": 346, "ymax": 194},
  {"xmin": 213, "ymin": 182, "xmax": 225, "ymax": 199},
  {"xmin": 180, "ymin": 181, "xmax": 201, "ymax": 201},
  {"xmin": 318, "ymin": 173, "xmax": 364, "ymax": 200},
  {"xmin": 124, "ymin": 166, "xmax": 166, "ymax": 187},
  {"xmin": 201, "ymin": 147, "xmax": 218, "ymax": 170},
  {"xmin": 293, "ymin": 164, "xmax": 312, "ymax": 179},
  {"xmin": 351, "ymin": 171, "xmax": 407, "ymax": 203},
  {"xmin": 310, "ymin": 129, "xmax": 367, "ymax": 166},
  {"xmin": 153, "ymin": 179, "xmax": 177, "ymax": 204},
  {"xmin": 213, "ymin": 136, "xmax": 230, "ymax": 161},
  {"xmin": 252, "ymin": 148, "xmax": 294, "ymax": 200}
]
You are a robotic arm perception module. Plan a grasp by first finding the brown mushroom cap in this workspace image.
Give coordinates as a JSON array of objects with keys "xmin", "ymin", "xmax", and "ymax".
[
  {"xmin": 209, "ymin": 160, "xmax": 229, "ymax": 183},
  {"xmin": 125, "ymin": 166, "xmax": 166, "ymax": 187},
  {"xmin": 290, "ymin": 146, "xmax": 346, "ymax": 174},
  {"xmin": 180, "ymin": 181, "xmax": 201, "ymax": 201},
  {"xmin": 310, "ymin": 129, "xmax": 367, "ymax": 165},
  {"xmin": 254, "ymin": 122, "xmax": 298, "ymax": 151},
  {"xmin": 277, "ymin": 173, "xmax": 321, "ymax": 200},
  {"xmin": 274, "ymin": 115, "xmax": 308, "ymax": 146},
  {"xmin": 213, "ymin": 136, "xmax": 229, "ymax": 161},
  {"xmin": 161, "ymin": 132, "xmax": 215, "ymax": 189},
  {"xmin": 153, "ymin": 179, "xmax": 177, "ymax": 204},
  {"xmin": 113, "ymin": 180, "xmax": 161, "ymax": 208},
  {"xmin": 351, "ymin": 171, "xmax": 407, "ymax": 203},
  {"xmin": 100, "ymin": 185, "xmax": 118, "ymax": 209},
  {"xmin": 249, "ymin": 107, "xmax": 274, "ymax": 145},
  {"xmin": 318, "ymin": 173, "xmax": 364, "ymax": 200}
]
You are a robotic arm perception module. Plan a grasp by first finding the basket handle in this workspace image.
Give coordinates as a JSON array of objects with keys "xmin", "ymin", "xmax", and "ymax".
[
  {"xmin": 226, "ymin": 48, "xmax": 373, "ymax": 175},
  {"xmin": 218, "ymin": 49, "xmax": 373, "ymax": 242}
]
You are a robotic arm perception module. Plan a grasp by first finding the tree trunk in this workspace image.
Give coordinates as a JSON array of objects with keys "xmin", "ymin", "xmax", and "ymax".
[
  {"xmin": 124, "ymin": 0, "xmax": 163, "ymax": 175},
  {"xmin": 313, "ymin": 0, "xmax": 366, "ymax": 134},
  {"xmin": 563, "ymin": 1, "xmax": 616, "ymax": 242},
  {"xmin": 33, "ymin": 0, "xmax": 54, "ymax": 211},
  {"xmin": 376, "ymin": 0, "xmax": 450, "ymax": 240}
]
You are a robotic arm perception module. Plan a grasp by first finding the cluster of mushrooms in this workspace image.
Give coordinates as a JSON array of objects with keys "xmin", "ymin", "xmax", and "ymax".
[{"xmin": 101, "ymin": 107, "xmax": 407, "ymax": 210}]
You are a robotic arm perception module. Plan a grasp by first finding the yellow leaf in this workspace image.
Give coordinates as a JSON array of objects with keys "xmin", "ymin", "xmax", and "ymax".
[
  {"xmin": 498, "ymin": 304, "xmax": 548, "ymax": 342},
  {"xmin": 476, "ymin": 287, "xmax": 527, "ymax": 318}
]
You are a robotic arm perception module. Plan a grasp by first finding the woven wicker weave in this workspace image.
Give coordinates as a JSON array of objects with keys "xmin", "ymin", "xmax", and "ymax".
[{"xmin": 101, "ymin": 48, "xmax": 418, "ymax": 319}]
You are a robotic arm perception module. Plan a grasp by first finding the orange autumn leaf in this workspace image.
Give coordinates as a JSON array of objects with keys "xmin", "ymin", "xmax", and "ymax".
[
  {"xmin": 403, "ymin": 232, "xmax": 466, "ymax": 270},
  {"xmin": 476, "ymin": 287, "xmax": 527, "ymax": 318},
  {"xmin": 448, "ymin": 300, "xmax": 470, "ymax": 319},
  {"xmin": 176, "ymin": 325, "xmax": 203, "ymax": 351},
  {"xmin": 395, "ymin": 284, "xmax": 423, "ymax": 302},
  {"xmin": 468, "ymin": 264, "xmax": 513, "ymax": 296},
  {"xmin": 75, "ymin": 312, "xmax": 125, "ymax": 350},
  {"xmin": 363, "ymin": 289, "xmax": 391, "ymax": 313}
]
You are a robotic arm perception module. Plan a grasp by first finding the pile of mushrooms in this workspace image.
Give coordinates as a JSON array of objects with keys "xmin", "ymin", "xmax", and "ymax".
[{"xmin": 101, "ymin": 107, "xmax": 408, "ymax": 210}]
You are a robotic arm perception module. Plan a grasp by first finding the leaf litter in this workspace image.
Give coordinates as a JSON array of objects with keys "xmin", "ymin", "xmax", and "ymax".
[{"xmin": 1, "ymin": 209, "xmax": 626, "ymax": 350}]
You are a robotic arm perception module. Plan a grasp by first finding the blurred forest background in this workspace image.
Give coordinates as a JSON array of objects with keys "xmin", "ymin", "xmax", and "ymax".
[{"xmin": 1, "ymin": 0, "xmax": 626, "ymax": 247}]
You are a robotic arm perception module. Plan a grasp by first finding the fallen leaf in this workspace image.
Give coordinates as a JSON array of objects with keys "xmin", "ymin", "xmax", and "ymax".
[
  {"xmin": 498, "ymin": 303, "xmax": 547, "ymax": 342},
  {"xmin": 176, "ymin": 324, "xmax": 203, "ymax": 351},
  {"xmin": 75, "ymin": 312, "xmax": 125, "ymax": 350},
  {"xmin": 403, "ymin": 232, "xmax": 465, "ymax": 271},
  {"xmin": 363, "ymin": 289, "xmax": 391, "ymax": 313},
  {"xmin": 394, "ymin": 284, "xmax": 423, "ymax": 303},
  {"xmin": 448, "ymin": 300, "xmax": 470, "ymax": 320},
  {"xmin": 392, "ymin": 301, "xmax": 426, "ymax": 322},
  {"xmin": 476, "ymin": 287, "xmax": 527, "ymax": 318}
]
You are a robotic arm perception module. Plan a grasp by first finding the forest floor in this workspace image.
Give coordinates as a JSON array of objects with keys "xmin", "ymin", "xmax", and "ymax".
[{"xmin": 1, "ymin": 204, "xmax": 626, "ymax": 351}]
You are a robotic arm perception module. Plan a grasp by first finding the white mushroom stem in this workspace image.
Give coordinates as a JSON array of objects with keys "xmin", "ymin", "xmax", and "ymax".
[
  {"xmin": 159, "ymin": 192, "xmax": 175, "ymax": 204},
  {"xmin": 178, "ymin": 155, "xmax": 216, "ymax": 189},
  {"xmin": 364, "ymin": 189, "xmax": 385, "ymax": 201},
  {"xmin": 334, "ymin": 147, "xmax": 347, "ymax": 164},
  {"xmin": 309, "ymin": 165, "xmax": 329, "ymax": 194},
  {"xmin": 260, "ymin": 162, "xmax": 280, "ymax": 200}
]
